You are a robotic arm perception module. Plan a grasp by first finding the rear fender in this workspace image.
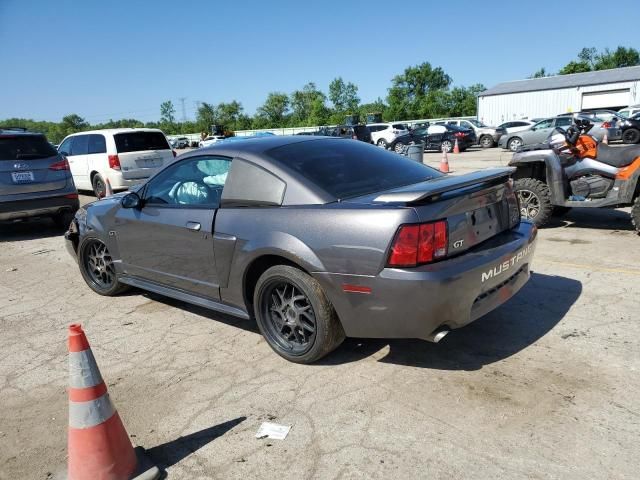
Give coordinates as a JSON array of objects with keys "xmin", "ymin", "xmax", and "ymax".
[{"xmin": 509, "ymin": 151, "xmax": 566, "ymax": 205}]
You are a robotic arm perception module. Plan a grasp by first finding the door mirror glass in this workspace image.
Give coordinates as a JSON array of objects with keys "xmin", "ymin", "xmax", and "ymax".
[{"xmin": 121, "ymin": 192, "xmax": 141, "ymax": 209}]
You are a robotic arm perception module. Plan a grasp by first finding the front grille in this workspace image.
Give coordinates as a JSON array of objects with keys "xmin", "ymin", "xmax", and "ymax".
[{"xmin": 473, "ymin": 266, "xmax": 525, "ymax": 305}]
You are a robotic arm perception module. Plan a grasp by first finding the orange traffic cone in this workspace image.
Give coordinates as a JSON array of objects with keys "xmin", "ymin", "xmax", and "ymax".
[
  {"xmin": 104, "ymin": 178, "xmax": 114, "ymax": 197},
  {"xmin": 453, "ymin": 138, "xmax": 460, "ymax": 154},
  {"xmin": 67, "ymin": 324, "xmax": 160, "ymax": 480},
  {"xmin": 602, "ymin": 132, "xmax": 608, "ymax": 145},
  {"xmin": 440, "ymin": 148, "xmax": 450, "ymax": 173}
]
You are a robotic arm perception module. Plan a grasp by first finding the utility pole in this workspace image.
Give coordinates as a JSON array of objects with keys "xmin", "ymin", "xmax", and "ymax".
[{"xmin": 179, "ymin": 97, "xmax": 187, "ymax": 122}]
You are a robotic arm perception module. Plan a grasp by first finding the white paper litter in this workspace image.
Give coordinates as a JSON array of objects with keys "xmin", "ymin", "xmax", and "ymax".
[{"xmin": 255, "ymin": 422, "xmax": 291, "ymax": 440}]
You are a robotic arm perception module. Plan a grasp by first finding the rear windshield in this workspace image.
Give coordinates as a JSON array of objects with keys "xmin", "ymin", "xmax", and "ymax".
[
  {"xmin": 0, "ymin": 134, "xmax": 57, "ymax": 160},
  {"xmin": 268, "ymin": 138, "xmax": 440, "ymax": 200},
  {"xmin": 114, "ymin": 131, "xmax": 170, "ymax": 153}
]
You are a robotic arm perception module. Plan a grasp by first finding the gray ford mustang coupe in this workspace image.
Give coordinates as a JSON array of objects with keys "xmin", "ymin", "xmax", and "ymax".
[{"xmin": 65, "ymin": 136, "xmax": 537, "ymax": 363}]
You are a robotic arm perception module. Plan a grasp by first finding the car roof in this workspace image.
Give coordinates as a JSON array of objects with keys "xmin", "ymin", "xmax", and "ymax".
[
  {"xmin": 0, "ymin": 129, "xmax": 44, "ymax": 137},
  {"xmin": 65, "ymin": 128, "xmax": 164, "ymax": 136}
]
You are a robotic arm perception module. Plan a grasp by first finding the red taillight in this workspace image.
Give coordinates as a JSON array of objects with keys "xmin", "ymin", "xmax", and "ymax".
[
  {"xmin": 387, "ymin": 220, "xmax": 448, "ymax": 267},
  {"xmin": 108, "ymin": 154, "xmax": 121, "ymax": 170},
  {"xmin": 64, "ymin": 193, "xmax": 79, "ymax": 199},
  {"xmin": 49, "ymin": 158, "xmax": 70, "ymax": 171},
  {"xmin": 602, "ymin": 122, "xmax": 611, "ymax": 128},
  {"xmin": 454, "ymin": 132, "xmax": 466, "ymax": 138}
]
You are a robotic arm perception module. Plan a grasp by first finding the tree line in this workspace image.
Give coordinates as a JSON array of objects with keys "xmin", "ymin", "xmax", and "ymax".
[
  {"xmin": 1, "ymin": 62, "xmax": 484, "ymax": 143},
  {"xmin": 531, "ymin": 46, "xmax": 639, "ymax": 78}
]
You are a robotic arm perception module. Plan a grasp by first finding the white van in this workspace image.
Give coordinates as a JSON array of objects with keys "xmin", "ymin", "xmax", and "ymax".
[{"xmin": 58, "ymin": 129, "xmax": 175, "ymax": 197}]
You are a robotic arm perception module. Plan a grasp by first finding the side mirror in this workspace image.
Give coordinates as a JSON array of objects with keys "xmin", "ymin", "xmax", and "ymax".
[{"xmin": 121, "ymin": 192, "xmax": 141, "ymax": 209}]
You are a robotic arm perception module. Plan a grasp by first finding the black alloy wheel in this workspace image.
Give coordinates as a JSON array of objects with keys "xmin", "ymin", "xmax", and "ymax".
[
  {"xmin": 514, "ymin": 178, "xmax": 553, "ymax": 227},
  {"xmin": 79, "ymin": 239, "xmax": 128, "ymax": 296}
]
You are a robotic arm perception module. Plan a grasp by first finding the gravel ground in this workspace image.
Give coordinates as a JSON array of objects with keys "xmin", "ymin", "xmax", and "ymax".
[{"xmin": 1, "ymin": 147, "xmax": 639, "ymax": 479}]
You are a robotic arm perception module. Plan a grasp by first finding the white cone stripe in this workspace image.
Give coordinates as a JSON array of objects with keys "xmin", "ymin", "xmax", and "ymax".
[
  {"xmin": 69, "ymin": 392, "xmax": 116, "ymax": 429},
  {"xmin": 69, "ymin": 349, "xmax": 103, "ymax": 389}
]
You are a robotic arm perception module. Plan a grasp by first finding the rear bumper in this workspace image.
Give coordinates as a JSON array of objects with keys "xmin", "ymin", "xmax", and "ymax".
[
  {"xmin": 106, "ymin": 172, "xmax": 148, "ymax": 191},
  {"xmin": 0, "ymin": 193, "xmax": 79, "ymax": 221},
  {"xmin": 314, "ymin": 221, "xmax": 537, "ymax": 340}
]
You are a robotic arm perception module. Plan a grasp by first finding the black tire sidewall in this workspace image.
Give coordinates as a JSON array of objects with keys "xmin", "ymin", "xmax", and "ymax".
[
  {"xmin": 514, "ymin": 178, "xmax": 553, "ymax": 226},
  {"xmin": 92, "ymin": 174, "xmax": 106, "ymax": 198},
  {"xmin": 622, "ymin": 128, "xmax": 640, "ymax": 144},
  {"xmin": 253, "ymin": 265, "xmax": 343, "ymax": 363},
  {"xmin": 78, "ymin": 237, "xmax": 125, "ymax": 296},
  {"xmin": 480, "ymin": 135, "xmax": 493, "ymax": 148},
  {"xmin": 377, "ymin": 139, "xmax": 388, "ymax": 148}
]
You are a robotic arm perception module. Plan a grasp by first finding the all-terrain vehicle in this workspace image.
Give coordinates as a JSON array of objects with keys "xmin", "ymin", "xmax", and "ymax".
[{"xmin": 509, "ymin": 117, "xmax": 640, "ymax": 233}]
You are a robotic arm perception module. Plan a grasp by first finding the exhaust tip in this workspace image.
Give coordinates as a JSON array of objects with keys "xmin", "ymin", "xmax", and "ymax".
[{"xmin": 426, "ymin": 327, "xmax": 450, "ymax": 343}]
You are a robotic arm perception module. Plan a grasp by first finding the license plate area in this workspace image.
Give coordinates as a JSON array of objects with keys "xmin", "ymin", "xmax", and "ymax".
[
  {"xmin": 11, "ymin": 171, "xmax": 35, "ymax": 183},
  {"xmin": 469, "ymin": 204, "xmax": 501, "ymax": 242}
]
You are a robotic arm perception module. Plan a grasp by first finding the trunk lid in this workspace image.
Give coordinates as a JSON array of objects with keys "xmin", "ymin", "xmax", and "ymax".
[
  {"xmin": 0, "ymin": 135, "xmax": 69, "ymax": 196},
  {"xmin": 347, "ymin": 168, "xmax": 520, "ymax": 256},
  {"xmin": 113, "ymin": 131, "xmax": 173, "ymax": 180}
]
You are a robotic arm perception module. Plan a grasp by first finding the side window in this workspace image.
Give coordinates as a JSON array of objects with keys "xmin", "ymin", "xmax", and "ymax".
[
  {"xmin": 460, "ymin": 121, "xmax": 473, "ymax": 129},
  {"xmin": 70, "ymin": 136, "xmax": 89, "ymax": 156},
  {"xmin": 533, "ymin": 119, "xmax": 553, "ymax": 130},
  {"xmin": 555, "ymin": 117, "xmax": 573, "ymax": 127},
  {"xmin": 59, "ymin": 138, "xmax": 72, "ymax": 156},
  {"xmin": 143, "ymin": 156, "xmax": 231, "ymax": 208},
  {"xmin": 87, "ymin": 134, "xmax": 106, "ymax": 154},
  {"xmin": 447, "ymin": 121, "xmax": 459, "ymax": 126}
]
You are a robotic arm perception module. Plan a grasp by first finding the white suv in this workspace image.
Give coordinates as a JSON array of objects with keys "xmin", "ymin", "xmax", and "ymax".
[
  {"xmin": 199, "ymin": 135, "xmax": 225, "ymax": 148},
  {"xmin": 367, "ymin": 123, "xmax": 409, "ymax": 148},
  {"xmin": 58, "ymin": 128, "xmax": 175, "ymax": 197}
]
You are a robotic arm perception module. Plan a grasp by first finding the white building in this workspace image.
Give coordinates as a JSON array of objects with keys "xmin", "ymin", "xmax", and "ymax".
[{"xmin": 478, "ymin": 66, "xmax": 640, "ymax": 126}]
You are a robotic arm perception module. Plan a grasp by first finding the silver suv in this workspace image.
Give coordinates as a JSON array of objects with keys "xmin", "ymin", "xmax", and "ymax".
[{"xmin": 0, "ymin": 128, "xmax": 79, "ymax": 227}]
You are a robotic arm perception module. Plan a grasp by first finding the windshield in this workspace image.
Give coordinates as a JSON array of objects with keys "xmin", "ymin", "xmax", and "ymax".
[
  {"xmin": 0, "ymin": 134, "xmax": 57, "ymax": 160},
  {"xmin": 467, "ymin": 119, "xmax": 487, "ymax": 128},
  {"xmin": 268, "ymin": 138, "xmax": 441, "ymax": 200}
]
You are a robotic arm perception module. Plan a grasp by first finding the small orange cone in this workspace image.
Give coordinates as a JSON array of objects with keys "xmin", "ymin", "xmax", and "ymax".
[
  {"xmin": 602, "ymin": 132, "xmax": 608, "ymax": 145},
  {"xmin": 67, "ymin": 324, "xmax": 160, "ymax": 480},
  {"xmin": 440, "ymin": 148, "xmax": 450, "ymax": 173},
  {"xmin": 453, "ymin": 138, "xmax": 460, "ymax": 154}
]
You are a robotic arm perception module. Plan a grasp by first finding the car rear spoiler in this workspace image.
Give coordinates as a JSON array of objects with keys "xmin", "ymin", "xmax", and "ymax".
[{"xmin": 373, "ymin": 167, "xmax": 515, "ymax": 203}]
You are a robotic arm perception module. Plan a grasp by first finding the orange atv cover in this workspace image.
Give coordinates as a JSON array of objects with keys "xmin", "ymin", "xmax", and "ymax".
[{"xmin": 574, "ymin": 135, "xmax": 598, "ymax": 159}]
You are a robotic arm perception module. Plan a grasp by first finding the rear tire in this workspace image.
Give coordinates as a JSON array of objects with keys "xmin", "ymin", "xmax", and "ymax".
[
  {"xmin": 92, "ymin": 174, "xmax": 106, "ymax": 198},
  {"xmin": 441, "ymin": 140, "xmax": 453, "ymax": 153},
  {"xmin": 393, "ymin": 141, "xmax": 406, "ymax": 154},
  {"xmin": 514, "ymin": 178, "xmax": 553, "ymax": 227},
  {"xmin": 479, "ymin": 135, "xmax": 494, "ymax": 148},
  {"xmin": 253, "ymin": 265, "xmax": 345, "ymax": 364},
  {"xmin": 631, "ymin": 197, "xmax": 640, "ymax": 235},
  {"xmin": 377, "ymin": 139, "xmax": 388, "ymax": 149},
  {"xmin": 622, "ymin": 128, "xmax": 640, "ymax": 144}
]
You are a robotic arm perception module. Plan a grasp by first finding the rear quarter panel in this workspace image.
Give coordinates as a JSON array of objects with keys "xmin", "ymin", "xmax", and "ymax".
[{"xmin": 214, "ymin": 204, "xmax": 417, "ymax": 310}]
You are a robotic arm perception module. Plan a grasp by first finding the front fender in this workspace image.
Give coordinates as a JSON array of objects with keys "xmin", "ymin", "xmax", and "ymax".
[{"xmin": 509, "ymin": 151, "xmax": 566, "ymax": 204}]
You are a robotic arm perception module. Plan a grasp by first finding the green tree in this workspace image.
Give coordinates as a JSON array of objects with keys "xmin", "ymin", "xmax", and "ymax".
[
  {"xmin": 196, "ymin": 102, "xmax": 217, "ymax": 133},
  {"xmin": 254, "ymin": 92, "xmax": 290, "ymax": 128},
  {"xmin": 216, "ymin": 100, "xmax": 245, "ymax": 130},
  {"xmin": 594, "ymin": 46, "xmax": 640, "ymax": 70},
  {"xmin": 530, "ymin": 67, "xmax": 550, "ymax": 78},
  {"xmin": 290, "ymin": 83, "xmax": 327, "ymax": 126},
  {"xmin": 60, "ymin": 114, "xmax": 89, "ymax": 133},
  {"xmin": 328, "ymin": 77, "xmax": 360, "ymax": 115},
  {"xmin": 387, "ymin": 62, "xmax": 452, "ymax": 120},
  {"xmin": 358, "ymin": 98, "xmax": 388, "ymax": 122},
  {"xmin": 160, "ymin": 100, "xmax": 176, "ymax": 124}
]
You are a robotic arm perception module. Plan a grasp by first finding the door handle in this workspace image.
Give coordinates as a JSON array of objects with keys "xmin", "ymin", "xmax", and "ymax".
[{"xmin": 186, "ymin": 221, "xmax": 201, "ymax": 231}]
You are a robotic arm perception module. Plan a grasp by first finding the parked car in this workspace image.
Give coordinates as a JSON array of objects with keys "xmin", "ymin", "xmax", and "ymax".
[
  {"xmin": 367, "ymin": 122, "xmax": 409, "ymax": 148},
  {"xmin": 498, "ymin": 115, "xmax": 622, "ymax": 151},
  {"xmin": 58, "ymin": 129, "xmax": 175, "ymax": 198},
  {"xmin": 575, "ymin": 110, "xmax": 640, "ymax": 144},
  {"xmin": 199, "ymin": 135, "xmax": 225, "ymax": 148},
  {"xmin": 172, "ymin": 137, "xmax": 190, "ymax": 149},
  {"xmin": 495, "ymin": 120, "xmax": 536, "ymax": 142},
  {"xmin": 0, "ymin": 128, "xmax": 79, "ymax": 227},
  {"xmin": 389, "ymin": 124, "xmax": 476, "ymax": 153},
  {"xmin": 64, "ymin": 136, "xmax": 535, "ymax": 363},
  {"xmin": 322, "ymin": 125, "xmax": 373, "ymax": 143},
  {"xmin": 436, "ymin": 119, "xmax": 499, "ymax": 148},
  {"xmin": 618, "ymin": 105, "xmax": 640, "ymax": 119}
]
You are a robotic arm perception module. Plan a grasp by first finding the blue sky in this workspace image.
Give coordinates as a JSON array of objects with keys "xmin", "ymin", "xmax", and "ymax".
[{"xmin": 1, "ymin": 0, "xmax": 638, "ymax": 122}]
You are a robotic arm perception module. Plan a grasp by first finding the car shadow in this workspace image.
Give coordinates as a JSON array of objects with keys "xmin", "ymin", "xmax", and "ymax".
[
  {"xmin": 544, "ymin": 208, "xmax": 634, "ymax": 232},
  {"xmin": 146, "ymin": 416, "xmax": 246, "ymax": 473},
  {"xmin": 0, "ymin": 217, "xmax": 66, "ymax": 242},
  {"xmin": 320, "ymin": 272, "xmax": 582, "ymax": 370}
]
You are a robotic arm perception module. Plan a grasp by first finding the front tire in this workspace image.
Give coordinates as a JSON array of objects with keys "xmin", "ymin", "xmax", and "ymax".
[
  {"xmin": 253, "ymin": 265, "xmax": 345, "ymax": 364},
  {"xmin": 622, "ymin": 128, "xmax": 640, "ymax": 144},
  {"xmin": 508, "ymin": 137, "xmax": 523, "ymax": 152},
  {"xmin": 514, "ymin": 178, "xmax": 553, "ymax": 227},
  {"xmin": 79, "ymin": 238, "xmax": 129, "ymax": 296},
  {"xmin": 631, "ymin": 197, "xmax": 640, "ymax": 235}
]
